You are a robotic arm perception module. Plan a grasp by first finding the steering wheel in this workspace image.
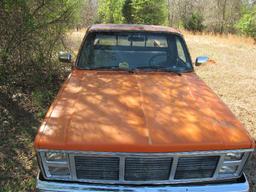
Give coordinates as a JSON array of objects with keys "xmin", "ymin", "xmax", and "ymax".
[{"xmin": 148, "ymin": 53, "xmax": 167, "ymax": 67}]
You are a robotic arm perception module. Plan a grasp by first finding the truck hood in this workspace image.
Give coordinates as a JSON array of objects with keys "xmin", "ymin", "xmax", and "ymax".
[{"xmin": 34, "ymin": 70, "xmax": 253, "ymax": 152}]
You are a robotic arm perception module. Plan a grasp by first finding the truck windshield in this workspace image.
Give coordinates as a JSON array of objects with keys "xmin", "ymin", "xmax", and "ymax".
[{"xmin": 77, "ymin": 32, "xmax": 193, "ymax": 72}]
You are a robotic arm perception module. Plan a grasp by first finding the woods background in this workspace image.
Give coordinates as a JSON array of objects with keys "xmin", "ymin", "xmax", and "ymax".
[{"xmin": 0, "ymin": 0, "xmax": 256, "ymax": 191}]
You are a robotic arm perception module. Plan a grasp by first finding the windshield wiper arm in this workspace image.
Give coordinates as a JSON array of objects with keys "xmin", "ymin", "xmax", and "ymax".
[
  {"xmin": 163, "ymin": 68, "xmax": 182, "ymax": 76},
  {"xmin": 133, "ymin": 66, "xmax": 182, "ymax": 76},
  {"xmin": 85, "ymin": 66, "xmax": 125, "ymax": 70},
  {"xmin": 134, "ymin": 66, "xmax": 161, "ymax": 70}
]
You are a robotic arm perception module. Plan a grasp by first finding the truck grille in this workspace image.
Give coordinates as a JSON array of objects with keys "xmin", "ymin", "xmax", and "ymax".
[
  {"xmin": 174, "ymin": 156, "xmax": 219, "ymax": 179},
  {"xmin": 73, "ymin": 154, "xmax": 220, "ymax": 183},
  {"xmin": 75, "ymin": 156, "xmax": 119, "ymax": 180},
  {"xmin": 125, "ymin": 157, "xmax": 172, "ymax": 181}
]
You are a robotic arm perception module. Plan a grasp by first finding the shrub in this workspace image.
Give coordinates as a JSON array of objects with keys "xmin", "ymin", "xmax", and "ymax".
[
  {"xmin": 130, "ymin": 0, "xmax": 168, "ymax": 25},
  {"xmin": 98, "ymin": 0, "xmax": 125, "ymax": 23},
  {"xmin": 0, "ymin": 0, "xmax": 80, "ymax": 86},
  {"xmin": 122, "ymin": 0, "xmax": 133, "ymax": 23},
  {"xmin": 184, "ymin": 12, "xmax": 204, "ymax": 32},
  {"xmin": 98, "ymin": 0, "xmax": 168, "ymax": 25},
  {"xmin": 236, "ymin": 5, "xmax": 256, "ymax": 41},
  {"xmin": 32, "ymin": 87, "xmax": 57, "ymax": 117}
]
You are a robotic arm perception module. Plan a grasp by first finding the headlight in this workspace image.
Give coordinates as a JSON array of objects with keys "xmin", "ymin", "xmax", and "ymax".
[
  {"xmin": 219, "ymin": 165, "xmax": 238, "ymax": 175},
  {"xmin": 45, "ymin": 152, "xmax": 67, "ymax": 162},
  {"xmin": 217, "ymin": 151, "xmax": 250, "ymax": 178},
  {"xmin": 224, "ymin": 152, "xmax": 243, "ymax": 161},
  {"xmin": 48, "ymin": 166, "xmax": 70, "ymax": 176},
  {"xmin": 38, "ymin": 151, "xmax": 71, "ymax": 179}
]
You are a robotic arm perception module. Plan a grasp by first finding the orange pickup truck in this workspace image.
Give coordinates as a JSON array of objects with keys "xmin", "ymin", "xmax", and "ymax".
[{"xmin": 34, "ymin": 24, "xmax": 255, "ymax": 192}]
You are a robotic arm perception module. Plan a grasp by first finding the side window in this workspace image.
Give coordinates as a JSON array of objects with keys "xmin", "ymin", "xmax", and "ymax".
[{"xmin": 176, "ymin": 37, "xmax": 187, "ymax": 62}]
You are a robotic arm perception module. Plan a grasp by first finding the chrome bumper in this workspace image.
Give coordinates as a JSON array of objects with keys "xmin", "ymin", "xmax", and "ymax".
[{"xmin": 36, "ymin": 173, "xmax": 250, "ymax": 192}]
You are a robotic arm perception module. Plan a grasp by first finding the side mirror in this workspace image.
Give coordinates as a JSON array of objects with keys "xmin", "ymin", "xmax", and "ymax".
[
  {"xmin": 58, "ymin": 51, "xmax": 72, "ymax": 63},
  {"xmin": 195, "ymin": 56, "xmax": 209, "ymax": 66}
]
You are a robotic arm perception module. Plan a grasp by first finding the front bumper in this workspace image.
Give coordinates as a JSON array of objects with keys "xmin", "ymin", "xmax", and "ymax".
[{"xmin": 36, "ymin": 173, "xmax": 250, "ymax": 192}]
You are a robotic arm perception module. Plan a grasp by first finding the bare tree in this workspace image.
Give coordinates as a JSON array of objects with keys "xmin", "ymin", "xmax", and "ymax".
[
  {"xmin": 77, "ymin": 0, "xmax": 98, "ymax": 30},
  {"xmin": 168, "ymin": 0, "xmax": 243, "ymax": 33}
]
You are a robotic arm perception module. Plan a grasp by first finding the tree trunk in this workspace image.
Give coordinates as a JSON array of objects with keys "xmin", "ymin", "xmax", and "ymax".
[{"xmin": 220, "ymin": 0, "xmax": 227, "ymax": 34}]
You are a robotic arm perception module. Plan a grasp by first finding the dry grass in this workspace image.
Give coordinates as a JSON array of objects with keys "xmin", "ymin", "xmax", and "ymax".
[
  {"xmin": 182, "ymin": 30, "xmax": 256, "ymax": 47},
  {"xmin": 65, "ymin": 29, "xmax": 87, "ymax": 54}
]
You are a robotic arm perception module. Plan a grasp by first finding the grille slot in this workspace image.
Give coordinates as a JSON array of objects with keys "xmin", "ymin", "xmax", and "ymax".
[
  {"xmin": 125, "ymin": 157, "xmax": 172, "ymax": 181},
  {"xmin": 174, "ymin": 156, "xmax": 219, "ymax": 179},
  {"xmin": 75, "ymin": 156, "xmax": 119, "ymax": 180}
]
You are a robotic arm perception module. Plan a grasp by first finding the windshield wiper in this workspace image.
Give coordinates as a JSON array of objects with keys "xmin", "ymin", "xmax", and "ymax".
[
  {"xmin": 84, "ymin": 66, "xmax": 136, "ymax": 73},
  {"xmin": 133, "ymin": 66, "xmax": 182, "ymax": 76},
  {"xmin": 164, "ymin": 69, "xmax": 182, "ymax": 76},
  {"xmin": 83, "ymin": 66, "xmax": 183, "ymax": 76}
]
